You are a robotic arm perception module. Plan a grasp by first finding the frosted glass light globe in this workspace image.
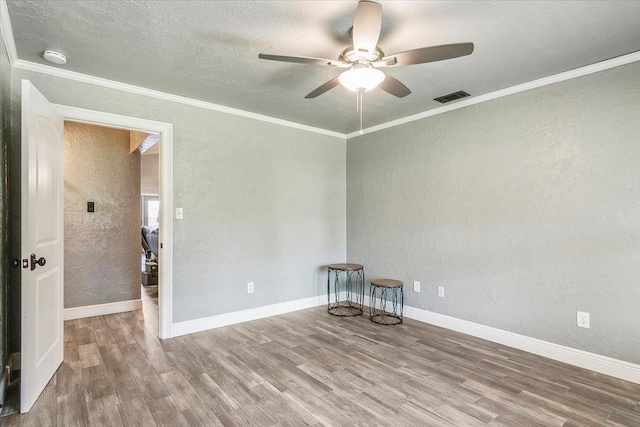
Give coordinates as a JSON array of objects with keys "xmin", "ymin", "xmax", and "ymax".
[{"xmin": 338, "ymin": 67, "xmax": 385, "ymax": 91}]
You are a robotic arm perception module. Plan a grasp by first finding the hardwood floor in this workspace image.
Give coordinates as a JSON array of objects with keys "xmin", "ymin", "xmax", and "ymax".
[{"xmin": 1, "ymin": 298, "xmax": 639, "ymax": 426}]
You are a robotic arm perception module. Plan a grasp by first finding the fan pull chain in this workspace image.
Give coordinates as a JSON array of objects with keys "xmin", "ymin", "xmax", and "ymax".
[
  {"xmin": 356, "ymin": 88, "xmax": 364, "ymax": 135},
  {"xmin": 354, "ymin": 89, "xmax": 365, "ymax": 135}
]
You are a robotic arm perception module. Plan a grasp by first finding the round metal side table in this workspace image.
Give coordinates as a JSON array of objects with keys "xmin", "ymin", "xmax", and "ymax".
[
  {"xmin": 369, "ymin": 279, "xmax": 404, "ymax": 325},
  {"xmin": 327, "ymin": 264, "xmax": 364, "ymax": 317}
]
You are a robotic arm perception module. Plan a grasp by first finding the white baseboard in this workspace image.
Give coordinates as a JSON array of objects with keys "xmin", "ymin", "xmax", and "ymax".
[
  {"xmin": 64, "ymin": 299, "xmax": 142, "ymax": 320},
  {"xmin": 171, "ymin": 292, "xmax": 640, "ymax": 384},
  {"xmin": 401, "ymin": 304, "xmax": 640, "ymax": 385},
  {"xmin": 359, "ymin": 295, "xmax": 640, "ymax": 384},
  {"xmin": 171, "ymin": 294, "xmax": 328, "ymax": 337}
]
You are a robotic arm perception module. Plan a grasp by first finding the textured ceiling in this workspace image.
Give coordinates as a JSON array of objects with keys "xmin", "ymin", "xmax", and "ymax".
[{"xmin": 6, "ymin": 1, "xmax": 640, "ymax": 133}]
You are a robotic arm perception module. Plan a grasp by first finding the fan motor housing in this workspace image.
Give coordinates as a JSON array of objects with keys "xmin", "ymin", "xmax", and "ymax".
[{"xmin": 339, "ymin": 46, "xmax": 384, "ymax": 64}]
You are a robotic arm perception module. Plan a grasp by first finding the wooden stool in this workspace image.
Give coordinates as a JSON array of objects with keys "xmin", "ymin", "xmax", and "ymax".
[
  {"xmin": 327, "ymin": 264, "xmax": 364, "ymax": 316},
  {"xmin": 369, "ymin": 279, "xmax": 403, "ymax": 325}
]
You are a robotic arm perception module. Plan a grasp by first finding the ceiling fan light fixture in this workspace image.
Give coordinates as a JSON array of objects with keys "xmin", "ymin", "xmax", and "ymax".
[
  {"xmin": 259, "ymin": 0, "xmax": 473, "ymax": 101},
  {"xmin": 338, "ymin": 66, "xmax": 385, "ymax": 92}
]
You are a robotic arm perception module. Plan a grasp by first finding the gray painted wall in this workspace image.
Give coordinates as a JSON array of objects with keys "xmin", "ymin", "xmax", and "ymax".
[
  {"xmin": 10, "ymin": 68, "xmax": 346, "ymax": 323},
  {"xmin": 347, "ymin": 61, "xmax": 640, "ymax": 364},
  {"xmin": 64, "ymin": 122, "xmax": 141, "ymax": 308},
  {"xmin": 141, "ymin": 153, "xmax": 159, "ymax": 195},
  {"xmin": 3, "ymin": 42, "xmax": 640, "ymax": 368}
]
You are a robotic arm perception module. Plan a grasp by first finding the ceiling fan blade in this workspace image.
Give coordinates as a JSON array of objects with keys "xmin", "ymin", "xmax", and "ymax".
[
  {"xmin": 305, "ymin": 77, "xmax": 341, "ymax": 99},
  {"xmin": 258, "ymin": 54, "xmax": 348, "ymax": 67},
  {"xmin": 352, "ymin": 1, "xmax": 382, "ymax": 55},
  {"xmin": 379, "ymin": 75, "xmax": 411, "ymax": 98},
  {"xmin": 382, "ymin": 43, "xmax": 474, "ymax": 66}
]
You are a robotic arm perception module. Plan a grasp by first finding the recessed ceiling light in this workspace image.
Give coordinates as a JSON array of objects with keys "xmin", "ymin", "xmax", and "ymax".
[{"xmin": 43, "ymin": 50, "xmax": 67, "ymax": 65}]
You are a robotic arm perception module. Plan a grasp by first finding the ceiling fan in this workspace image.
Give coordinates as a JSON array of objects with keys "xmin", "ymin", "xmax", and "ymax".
[{"xmin": 258, "ymin": 0, "xmax": 474, "ymax": 99}]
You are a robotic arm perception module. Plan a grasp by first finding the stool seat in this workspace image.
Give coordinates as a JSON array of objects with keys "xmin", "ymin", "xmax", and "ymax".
[
  {"xmin": 370, "ymin": 279, "xmax": 402, "ymax": 288},
  {"xmin": 329, "ymin": 263, "xmax": 364, "ymax": 271}
]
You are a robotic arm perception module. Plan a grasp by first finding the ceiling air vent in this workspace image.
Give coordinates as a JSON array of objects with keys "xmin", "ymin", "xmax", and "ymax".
[{"xmin": 434, "ymin": 91, "xmax": 470, "ymax": 104}]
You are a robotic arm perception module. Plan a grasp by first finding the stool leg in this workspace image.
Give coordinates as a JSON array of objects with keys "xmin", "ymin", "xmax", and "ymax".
[
  {"xmin": 381, "ymin": 287, "xmax": 387, "ymax": 318},
  {"xmin": 369, "ymin": 285, "xmax": 404, "ymax": 325},
  {"xmin": 359, "ymin": 269, "xmax": 365, "ymax": 309},
  {"xmin": 392, "ymin": 287, "xmax": 397, "ymax": 320},
  {"xmin": 369, "ymin": 285, "xmax": 376, "ymax": 320},
  {"xmin": 333, "ymin": 271, "xmax": 340, "ymax": 308},
  {"xmin": 327, "ymin": 269, "xmax": 331, "ymax": 309},
  {"xmin": 328, "ymin": 268, "xmax": 364, "ymax": 317},
  {"xmin": 400, "ymin": 286, "xmax": 404, "ymax": 323}
]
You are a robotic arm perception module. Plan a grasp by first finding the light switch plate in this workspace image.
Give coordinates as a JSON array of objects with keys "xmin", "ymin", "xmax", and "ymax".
[{"xmin": 175, "ymin": 207, "xmax": 184, "ymax": 219}]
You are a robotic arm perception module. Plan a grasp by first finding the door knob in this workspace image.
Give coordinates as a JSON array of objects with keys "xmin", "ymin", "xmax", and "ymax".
[{"xmin": 30, "ymin": 254, "xmax": 46, "ymax": 271}]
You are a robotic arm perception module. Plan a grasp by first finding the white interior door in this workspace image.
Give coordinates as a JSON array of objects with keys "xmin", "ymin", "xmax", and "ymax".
[{"xmin": 20, "ymin": 80, "xmax": 64, "ymax": 413}]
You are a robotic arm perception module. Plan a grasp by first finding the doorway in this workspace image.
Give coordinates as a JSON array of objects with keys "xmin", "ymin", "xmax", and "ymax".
[
  {"xmin": 62, "ymin": 121, "xmax": 145, "ymax": 319},
  {"xmin": 140, "ymin": 142, "xmax": 161, "ymax": 336},
  {"xmin": 55, "ymin": 104, "xmax": 174, "ymax": 340},
  {"xmin": 19, "ymin": 82, "xmax": 174, "ymax": 413},
  {"xmin": 62, "ymin": 121, "xmax": 163, "ymax": 343}
]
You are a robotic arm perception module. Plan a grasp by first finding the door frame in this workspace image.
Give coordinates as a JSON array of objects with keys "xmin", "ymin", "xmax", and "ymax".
[{"xmin": 55, "ymin": 104, "xmax": 174, "ymax": 339}]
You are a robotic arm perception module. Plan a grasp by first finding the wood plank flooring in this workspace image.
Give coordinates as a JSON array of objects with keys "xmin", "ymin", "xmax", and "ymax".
[{"xmin": 2, "ymin": 289, "xmax": 639, "ymax": 426}]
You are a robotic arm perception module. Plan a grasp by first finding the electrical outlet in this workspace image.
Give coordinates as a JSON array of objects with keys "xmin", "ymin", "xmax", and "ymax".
[
  {"xmin": 437, "ymin": 286, "xmax": 445, "ymax": 298},
  {"xmin": 175, "ymin": 207, "xmax": 184, "ymax": 219},
  {"xmin": 577, "ymin": 311, "xmax": 590, "ymax": 328},
  {"xmin": 247, "ymin": 282, "xmax": 254, "ymax": 294},
  {"xmin": 413, "ymin": 281, "xmax": 420, "ymax": 292}
]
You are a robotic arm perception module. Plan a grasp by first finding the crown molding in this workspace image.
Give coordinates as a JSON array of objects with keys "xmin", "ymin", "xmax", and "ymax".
[
  {"xmin": 13, "ymin": 58, "xmax": 345, "ymax": 139},
  {"xmin": 0, "ymin": 0, "xmax": 17, "ymax": 65},
  {"xmin": 347, "ymin": 50, "xmax": 640, "ymax": 139},
  {"xmin": 3, "ymin": 0, "xmax": 639, "ymax": 141},
  {"xmin": 2, "ymin": 1, "xmax": 340, "ymax": 137},
  {"xmin": 1, "ymin": 1, "xmax": 343, "ymax": 139}
]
